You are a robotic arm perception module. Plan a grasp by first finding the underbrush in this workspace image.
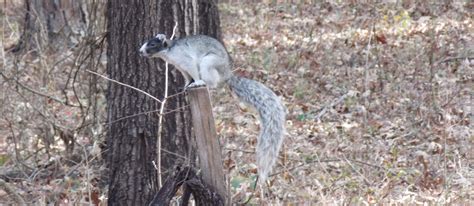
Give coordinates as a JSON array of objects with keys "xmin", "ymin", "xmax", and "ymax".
[{"xmin": 1, "ymin": 1, "xmax": 472, "ymax": 205}]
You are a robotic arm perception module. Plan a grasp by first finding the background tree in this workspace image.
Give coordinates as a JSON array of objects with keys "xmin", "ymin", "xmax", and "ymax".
[
  {"xmin": 11, "ymin": 0, "xmax": 87, "ymax": 52},
  {"xmin": 1, "ymin": 0, "xmax": 106, "ymax": 204},
  {"xmin": 1, "ymin": 1, "xmax": 472, "ymax": 204},
  {"xmin": 5, "ymin": 0, "xmax": 105, "ymax": 157},
  {"xmin": 105, "ymin": 0, "xmax": 220, "ymax": 204}
]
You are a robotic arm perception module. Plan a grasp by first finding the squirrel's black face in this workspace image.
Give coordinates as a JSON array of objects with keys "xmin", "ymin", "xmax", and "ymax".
[{"xmin": 139, "ymin": 34, "xmax": 169, "ymax": 57}]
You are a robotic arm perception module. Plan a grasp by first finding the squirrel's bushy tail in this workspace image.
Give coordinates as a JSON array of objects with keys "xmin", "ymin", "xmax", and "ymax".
[{"xmin": 226, "ymin": 76, "xmax": 286, "ymax": 182}]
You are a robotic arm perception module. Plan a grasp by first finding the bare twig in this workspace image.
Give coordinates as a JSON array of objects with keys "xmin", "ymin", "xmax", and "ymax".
[
  {"xmin": 157, "ymin": 21, "xmax": 179, "ymax": 188},
  {"xmin": 270, "ymin": 159, "xmax": 341, "ymax": 177},
  {"xmin": 363, "ymin": 21, "xmax": 375, "ymax": 126},
  {"xmin": 346, "ymin": 158, "xmax": 384, "ymax": 170},
  {"xmin": 343, "ymin": 155, "xmax": 371, "ymax": 185},
  {"xmin": 270, "ymin": 157, "xmax": 385, "ymax": 177},
  {"xmin": 314, "ymin": 91, "xmax": 355, "ymax": 121},
  {"xmin": 223, "ymin": 147, "xmax": 254, "ymax": 154},
  {"xmin": 74, "ymin": 33, "xmax": 107, "ymax": 131},
  {"xmin": 160, "ymin": 147, "xmax": 188, "ymax": 160},
  {"xmin": 0, "ymin": 71, "xmax": 77, "ymax": 106},
  {"xmin": 5, "ymin": 117, "xmax": 33, "ymax": 175},
  {"xmin": 105, "ymin": 105, "xmax": 189, "ymax": 126},
  {"xmin": 85, "ymin": 69, "xmax": 162, "ymax": 103},
  {"xmin": 435, "ymin": 56, "xmax": 474, "ymax": 65},
  {"xmin": 0, "ymin": 178, "xmax": 26, "ymax": 205}
]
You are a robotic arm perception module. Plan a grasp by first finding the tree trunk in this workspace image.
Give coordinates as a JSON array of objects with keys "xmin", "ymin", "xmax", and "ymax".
[
  {"xmin": 105, "ymin": 0, "xmax": 220, "ymax": 205},
  {"xmin": 11, "ymin": 0, "xmax": 86, "ymax": 53}
]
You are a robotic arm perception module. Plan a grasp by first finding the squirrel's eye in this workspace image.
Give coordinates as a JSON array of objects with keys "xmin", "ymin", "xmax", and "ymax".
[{"xmin": 148, "ymin": 39, "xmax": 161, "ymax": 47}]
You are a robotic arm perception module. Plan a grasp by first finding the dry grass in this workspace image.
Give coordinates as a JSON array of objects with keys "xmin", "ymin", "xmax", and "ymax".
[
  {"xmin": 217, "ymin": 1, "xmax": 473, "ymax": 204},
  {"xmin": 0, "ymin": 1, "xmax": 473, "ymax": 205}
]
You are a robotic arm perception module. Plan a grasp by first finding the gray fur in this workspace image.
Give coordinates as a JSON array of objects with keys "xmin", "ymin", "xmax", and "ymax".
[
  {"xmin": 140, "ymin": 35, "xmax": 232, "ymax": 88},
  {"xmin": 226, "ymin": 76, "xmax": 286, "ymax": 181},
  {"xmin": 140, "ymin": 34, "xmax": 286, "ymax": 182}
]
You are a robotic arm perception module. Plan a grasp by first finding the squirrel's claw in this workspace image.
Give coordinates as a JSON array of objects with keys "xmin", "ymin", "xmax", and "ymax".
[{"xmin": 185, "ymin": 80, "xmax": 207, "ymax": 90}]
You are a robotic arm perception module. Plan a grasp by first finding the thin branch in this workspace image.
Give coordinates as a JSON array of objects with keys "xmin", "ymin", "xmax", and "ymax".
[
  {"xmin": 157, "ymin": 21, "xmax": 179, "ymax": 188},
  {"xmin": 363, "ymin": 21, "xmax": 375, "ymax": 126},
  {"xmin": 270, "ymin": 159, "xmax": 341, "ymax": 177},
  {"xmin": 343, "ymin": 155, "xmax": 371, "ymax": 185},
  {"xmin": 346, "ymin": 158, "xmax": 384, "ymax": 170},
  {"xmin": 170, "ymin": 21, "xmax": 178, "ymax": 39},
  {"xmin": 160, "ymin": 147, "xmax": 188, "ymax": 160},
  {"xmin": 164, "ymin": 89, "xmax": 186, "ymax": 100},
  {"xmin": 223, "ymin": 147, "xmax": 254, "ymax": 154},
  {"xmin": 314, "ymin": 91, "xmax": 355, "ymax": 121},
  {"xmin": 435, "ymin": 56, "xmax": 474, "ymax": 65},
  {"xmin": 0, "ymin": 71, "xmax": 77, "ymax": 106},
  {"xmin": 0, "ymin": 178, "xmax": 26, "ymax": 205},
  {"xmin": 105, "ymin": 105, "xmax": 189, "ymax": 126},
  {"xmin": 85, "ymin": 69, "xmax": 162, "ymax": 103},
  {"xmin": 75, "ymin": 104, "xmax": 190, "ymax": 133},
  {"xmin": 270, "ymin": 158, "xmax": 385, "ymax": 177}
]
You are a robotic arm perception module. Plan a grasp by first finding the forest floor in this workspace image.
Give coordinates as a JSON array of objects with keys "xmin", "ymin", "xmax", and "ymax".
[
  {"xmin": 1, "ymin": 1, "xmax": 473, "ymax": 205},
  {"xmin": 216, "ymin": 1, "xmax": 473, "ymax": 204}
]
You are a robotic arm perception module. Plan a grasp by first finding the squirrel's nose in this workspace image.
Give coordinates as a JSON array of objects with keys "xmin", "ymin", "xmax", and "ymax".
[{"xmin": 139, "ymin": 43, "xmax": 148, "ymax": 56}]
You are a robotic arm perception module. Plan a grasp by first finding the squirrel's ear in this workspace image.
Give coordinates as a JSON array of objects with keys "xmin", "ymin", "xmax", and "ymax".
[{"xmin": 155, "ymin": 33, "xmax": 167, "ymax": 40}]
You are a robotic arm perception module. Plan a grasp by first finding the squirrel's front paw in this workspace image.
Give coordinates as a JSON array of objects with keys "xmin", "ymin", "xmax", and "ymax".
[
  {"xmin": 186, "ymin": 80, "xmax": 207, "ymax": 89},
  {"xmin": 184, "ymin": 80, "xmax": 206, "ymax": 91}
]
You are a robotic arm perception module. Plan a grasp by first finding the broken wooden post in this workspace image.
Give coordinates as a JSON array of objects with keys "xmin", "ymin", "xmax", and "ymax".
[{"xmin": 187, "ymin": 86, "xmax": 228, "ymax": 204}]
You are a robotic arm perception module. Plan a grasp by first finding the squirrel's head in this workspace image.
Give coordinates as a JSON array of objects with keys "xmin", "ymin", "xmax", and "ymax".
[{"xmin": 139, "ymin": 34, "xmax": 171, "ymax": 57}]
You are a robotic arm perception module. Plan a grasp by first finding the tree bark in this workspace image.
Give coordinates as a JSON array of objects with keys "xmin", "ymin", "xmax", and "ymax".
[
  {"xmin": 149, "ymin": 167, "xmax": 223, "ymax": 206},
  {"xmin": 105, "ymin": 0, "xmax": 220, "ymax": 205},
  {"xmin": 11, "ymin": 0, "xmax": 87, "ymax": 53}
]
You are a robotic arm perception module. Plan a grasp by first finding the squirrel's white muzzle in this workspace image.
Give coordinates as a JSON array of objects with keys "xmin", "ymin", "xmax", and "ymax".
[{"xmin": 139, "ymin": 43, "xmax": 149, "ymax": 57}]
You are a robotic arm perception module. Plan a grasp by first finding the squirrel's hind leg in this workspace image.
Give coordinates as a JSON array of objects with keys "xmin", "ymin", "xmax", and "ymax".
[{"xmin": 199, "ymin": 55, "xmax": 226, "ymax": 88}]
